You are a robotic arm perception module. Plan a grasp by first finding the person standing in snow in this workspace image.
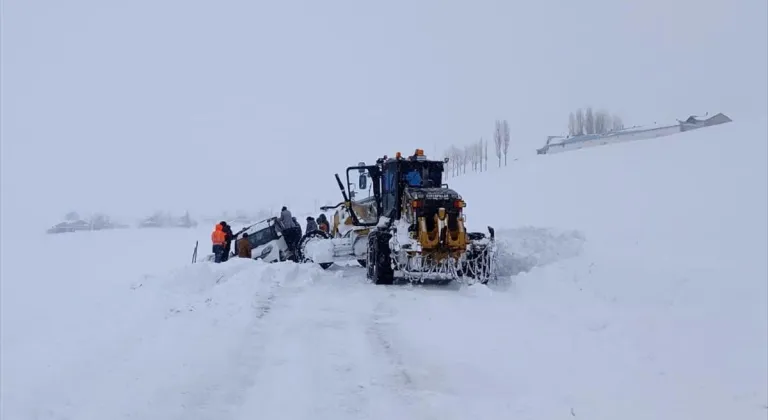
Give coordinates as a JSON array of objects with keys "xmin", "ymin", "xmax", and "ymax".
[
  {"xmin": 220, "ymin": 221, "xmax": 234, "ymax": 262},
  {"xmin": 306, "ymin": 216, "xmax": 319, "ymax": 233},
  {"xmin": 279, "ymin": 206, "xmax": 296, "ymax": 231},
  {"xmin": 211, "ymin": 223, "xmax": 226, "ymax": 263},
  {"xmin": 293, "ymin": 216, "xmax": 302, "ymax": 238},
  {"xmin": 317, "ymin": 213, "xmax": 330, "ymax": 233},
  {"xmin": 278, "ymin": 206, "xmax": 298, "ymax": 258},
  {"xmin": 237, "ymin": 232, "xmax": 253, "ymax": 258}
]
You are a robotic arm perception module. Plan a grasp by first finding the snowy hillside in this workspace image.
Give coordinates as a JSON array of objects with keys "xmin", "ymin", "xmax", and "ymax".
[{"xmin": 1, "ymin": 117, "xmax": 766, "ymax": 419}]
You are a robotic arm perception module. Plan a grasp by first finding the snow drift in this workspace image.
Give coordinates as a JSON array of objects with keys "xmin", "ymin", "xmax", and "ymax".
[{"xmin": 2, "ymin": 248, "xmax": 331, "ymax": 419}]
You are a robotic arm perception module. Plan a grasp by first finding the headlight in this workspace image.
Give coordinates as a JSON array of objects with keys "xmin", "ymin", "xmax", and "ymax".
[{"xmin": 260, "ymin": 244, "xmax": 273, "ymax": 258}]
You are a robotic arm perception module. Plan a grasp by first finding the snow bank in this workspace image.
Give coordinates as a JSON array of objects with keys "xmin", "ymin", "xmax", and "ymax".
[
  {"xmin": 492, "ymin": 226, "xmax": 586, "ymax": 279},
  {"xmin": 1, "ymin": 229, "xmax": 333, "ymax": 419}
]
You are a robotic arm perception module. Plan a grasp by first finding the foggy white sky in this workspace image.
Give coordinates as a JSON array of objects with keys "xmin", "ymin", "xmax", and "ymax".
[{"xmin": 2, "ymin": 0, "xmax": 766, "ymax": 226}]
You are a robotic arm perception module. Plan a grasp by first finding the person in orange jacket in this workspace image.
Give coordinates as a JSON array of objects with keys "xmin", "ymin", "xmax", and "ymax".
[{"xmin": 211, "ymin": 223, "xmax": 227, "ymax": 263}]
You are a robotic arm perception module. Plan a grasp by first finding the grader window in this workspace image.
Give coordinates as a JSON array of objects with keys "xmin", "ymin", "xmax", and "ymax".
[
  {"xmin": 400, "ymin": 162, "xmax": 443, "ymax": 188},
  {"xmin": 382, "ymin": 166, "xmax": 397, "ymax": 216}
]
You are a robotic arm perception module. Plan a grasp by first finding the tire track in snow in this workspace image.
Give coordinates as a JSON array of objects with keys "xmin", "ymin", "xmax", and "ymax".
[
  {"xmin": 366, "ymin": 288, "xmax": 452, "ymax": 420},
  {"xmin": 369, "ymin": 293, "xmax": 414, "ymax": 386},
  {"xmin": 173, "ymin": 263, "xmax": 305, "ymax": 420},
  {"xmin": 333, "ymin": 267, "xmax": 428, "ymax": 411},
  {"xmin": 21, "ymin": 261, "xmax": 296, "ymax": 420},
  {"xmin": 232, "ymin": 276, "xmax": 374, "ymax": 419},
  {"xmin": 230, "ymin": 271, "xmax": 433, "ymax": 420}
]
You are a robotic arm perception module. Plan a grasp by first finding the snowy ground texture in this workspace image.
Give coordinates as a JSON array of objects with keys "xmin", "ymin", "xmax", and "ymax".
[{"xmin": 2, "ymin": 117, "xmax": 766, "ymax": 420}]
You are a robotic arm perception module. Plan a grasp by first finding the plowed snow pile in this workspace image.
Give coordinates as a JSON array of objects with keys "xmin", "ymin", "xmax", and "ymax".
[{"xmin": 1, "ymin": 117, "xmax": 766, "ymax": 419}]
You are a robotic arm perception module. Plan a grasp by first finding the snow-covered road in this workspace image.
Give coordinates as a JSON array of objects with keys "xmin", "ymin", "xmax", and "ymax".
[{"xmin": 4, "ymin": 224, "xmax": 765, "ymax": 420}]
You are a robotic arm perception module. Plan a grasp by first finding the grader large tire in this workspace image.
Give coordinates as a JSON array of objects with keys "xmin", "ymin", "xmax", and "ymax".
[{"xmin": 366, "ymin": 231, "xmax": 393, "ymax": 285}]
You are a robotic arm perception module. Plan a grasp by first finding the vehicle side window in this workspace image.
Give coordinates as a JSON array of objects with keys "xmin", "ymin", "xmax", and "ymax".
[
  {"xmin": 384, "ymin": 169, "xmax": 394, "ymax": 192},
  {"xmin": 429, "ymin": 168, "xmax": 441, "ymax": 187},
  {"xmin": 248, "ymin": 226, "xmax": 278, "ymax": 248}
]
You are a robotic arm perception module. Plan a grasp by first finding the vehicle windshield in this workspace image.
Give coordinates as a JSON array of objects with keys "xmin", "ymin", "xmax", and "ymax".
[
  {"xmin": 346, "ymin": 167, "xmax": 379, "ymax": 225},
  {"xmin": 348, "ymin": 195, "xmax": 378, "ymax": 225}
]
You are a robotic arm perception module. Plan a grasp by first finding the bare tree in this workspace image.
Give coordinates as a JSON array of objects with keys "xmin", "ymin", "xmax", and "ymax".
[
  {"xmin": 472, "ymin": 143, "xmax": 483, "ymax": 172},
  {"xmin": 479, "ymin": 139, "xmax": 484, "ymax": 171},
  {"xmin": 603, "ymin": 112, "xmax": 613, "ymax": 132},
  {"xmin": 502, "ymin": 119, "xmax": 510, "ymax": 166},
  {"xmin": 585, "ymin": 107, "xmax": 595, "ymax": 134},
  {"xmin": 463, "ymin": 145, "xmax": 470, "ymax": 174},
  {"xmin": 484, "ymin": 137, "xmax": 488, "ymax": 171},
  {"xmin": 594, "ymin": 110, "xmax": 607, "ymax": 134},
  {"xmin": 457, "ymin": 146, "xmax": 464, "ymax": 175},
  {"xmin": 469, "ymin": 143, "xmax": 475, "ymax": 172},
  {"xmin": 456, "ymin": 151, "xmax": 460, "ymax": 176},
  {"xmin": 476, "ymin": 140, "xmax": 483, "ymax": 172},
  {"xmin": 445, "ymin": 146, "xmax": 461, "ymax": 177},
  {"xmin": 475, "ymin": 138, "xmax": 481, "ymax": 172},
  {"xmin": 494, "ymin": 120, "xmax": 502, "ymax": 167},
  {"xmin": 443, "ymin": 149, "xmax": 451, "ymax": 177},
  {"xmin": 612, "ymin": 114, "xmax": 624, "ymax": 130},
  {"xmin": 568, "ymin": 112, "xmax": 577, "ymax": 136},
  {"xmin": 451, "ymin": 146, "xmax": 463, "ymax": 176},
  {"xmin": 569, "ymin": 107, "xmax": 625, "ymax": 135},
  {"xmin": 479, "ymin": 138, "xmax": 484, "ymax": 172},
  {"xmin": 443, "ymin": 149, "xmax": 453, "ymax": 177},
  {"xmin": 575, "ymin": 109, "xmax": 585, "ymax": 136},
  {"xmin": 449, "ymin": 146, "xmax": 456, "ymax": 176},
  {"xmin": 469, "ymin": 145, "xmax": 475, "ymax": 172}
]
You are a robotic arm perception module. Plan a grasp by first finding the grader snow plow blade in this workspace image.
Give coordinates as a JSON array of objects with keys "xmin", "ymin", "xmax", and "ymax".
[{"xmin": 391, "ymin": 224, "xmax": 498, "ymax": 285}]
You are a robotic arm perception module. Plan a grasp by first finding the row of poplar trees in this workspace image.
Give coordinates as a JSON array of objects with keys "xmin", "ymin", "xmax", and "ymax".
[
  {"xmin": 443, "ymin": 107, "xmax": 626, "ymax": 178},
  {"xmin": 568, "ymin": 107, "xmax": 624, "ymax": 136},
  {"xmin": 443, "ymin": 120, "xmax": 511, "ymax": 178}
]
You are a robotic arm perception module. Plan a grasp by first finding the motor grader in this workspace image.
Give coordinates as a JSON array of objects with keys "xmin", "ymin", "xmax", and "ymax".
[
  {"xmin": 314, "ymin": 195, "xmax": 376, "ymax": 268},
  {"xmin": 321, "ymin": 149, "xmax": 497, "ymax": 285}
]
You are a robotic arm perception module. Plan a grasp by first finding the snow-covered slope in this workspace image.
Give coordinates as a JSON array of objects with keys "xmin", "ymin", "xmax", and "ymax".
[
  {"xmin": 1, "ymin": 117, "xmax": 765, "ymax": 420},
  {"xmin": 449, "ymin": 116, "xmax": 768, "ymax": 417}
]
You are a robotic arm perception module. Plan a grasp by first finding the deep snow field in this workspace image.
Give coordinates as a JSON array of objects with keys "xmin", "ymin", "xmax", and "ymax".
[{"xmin": 2, "ymin": 117, "xmax": 766, "ymax": 420}]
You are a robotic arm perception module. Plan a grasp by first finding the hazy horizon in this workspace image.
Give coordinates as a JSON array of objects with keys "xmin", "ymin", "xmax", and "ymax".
[{"xmin": 3, "ymin": 0, "xmax": 766, "ymax": 229}]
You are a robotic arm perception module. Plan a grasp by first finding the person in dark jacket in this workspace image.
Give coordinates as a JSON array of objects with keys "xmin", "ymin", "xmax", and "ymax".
[
  {"xmin": 306, "ymin": 216, "xmax": 319, "ymax": 233},
  {"xmin": 293, "ymin": 217, "xmax": 302, "ymax": 237},
  {"xmin": 220, "ymin": 221, "xmax": 234, "ymax": 262},
  {"xmin": 237, "ymin": 232, "xmax": 253, "ymax": 258},
  {"xmin": 317, "ymin": 213, "xmax": 330, "ymax": 233},
  {"xmin": 278, "ymin": 207, "xmax": 299, "ymax": 259},
  {"xmin": 279, "ymin": 207, "xmax": 296, "ymax": 230}
]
